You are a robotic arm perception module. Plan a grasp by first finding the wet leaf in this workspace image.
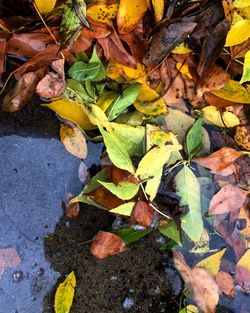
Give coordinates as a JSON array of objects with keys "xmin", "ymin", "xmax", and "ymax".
[
  {"xmin": 110, "ymin": 202, "xmax": 135, "ymax": 216},
  {"xmin": 215, "ymin": 271, "xmax": 234, "ymax": 297},
  {"xmin": 209, "ymin": 184, "xmax": 246, "ymax": 215},
  {"xmin": 0, "ymin": 247, "xmax": 21, "ymax": 277},
  {"xmin": 98, "ymin": 181, "xmax": 139, "ymax": 200},
  {"xmin": 174, "ymin": 166, "xmax": 203, "ymax": 243},
  {"xmin": 240, "ymin": 50, "xmax": 250, "ymax": 84},
  {"xmin": 132, "ymin": 200, "xmax": 154, "ymax": 227},
  {"xmin": 117, "ymin": 0, "xmax": 148, "ymax": 34},
  {"xmin": 193, "ymin": 147, "xmax": 242, "ymax": 174},
  {"xmin": 225, "ymin": 20, "xmax": 250, "ymax": 46},
  {"xmin": 195, "ymin": 248, "xmax": 226, "ymax": 276},
  {"xmin": 202, "ymin": 106, "xmax": 240, "ymax": 128},
  {"xmin": 173, "ymin": 251, "xmax": 220, "ymax": 313},
  {"xmin": 90, "ymin": 231, "xmax": 127, "ymax": 259},
  {"xmin": 99, "ymin": 127, "xmax": 135, "ymax": 174},
  {"xmin": 185, "ymin": 114, "xmax": 203, "ymax": 161},
  {"xmin": 152, "ymin": 0, "xmax": 164, "ymax": 22},
  {"xmin": 35, "ymin": 0, "xmax": 57, "ymax": 13},
  {"xmin": 68, "ymin": 61, "xmax": 100, "ymax": 82},
  {"xmin": 60, "ymin": 124, "xmax": 87, "ymax": 159},
  {"xmin": 54, "ymin": 271, "xmax": 76, "ymax": 313},
  {"xmin": 106, "ymin": 83, "xmax": 141, "ymax": 121},
  {"xmin": 115, "ymin": 227, "xmax": 153, "ymax": 244},
  {"xmin": 87, "ymin": 4, "xmax": 118, "ymax": 23},
  {"xmin": 210, "ymin": 80, "xmax": 250, "ymax": 104},
  {"xmin": 158, "ymin": 220, "xmax": 181, "ymax": 246}
]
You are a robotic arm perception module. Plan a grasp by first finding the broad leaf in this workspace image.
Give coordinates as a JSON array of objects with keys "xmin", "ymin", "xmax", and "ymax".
[
  {"xmin": 225, "ymin": 20, "xmax": 250, "ymax": 46},
  {"xmin": 195, "ymin": 248, "xmax": 226, "ymax": 276},
  {"xmin": 110, "ymin": 202, "xmax": 135, "ymax": 216},
  {"xmin": 87, "ymin": 4, "xmax": 118, "ymax": 23},
  {"xmin": 152, "ymin": 0, "xmax": 164, "ymax": 22},
  {"xmin": 35, "ymin": 0, "xmax": 56, "ymax": 13},
  {"xmin": 179, "ymin": 305, "xmax": 199, "ymax": 313},
  {"xmin": 89, "ymin": 47, "xmax": 106, "ymax": 82},
  {"xmin": 240, "ymin": 50, "xmax": 250, "ymax": 84},
  {"xmin": 106, "ymin": 83, "xmax": 141, "ymax": 121},
  {"xmin": 145, "ymin": 167, "xmax": 162, "ymax": 201},
  {"xmin": 99, "ymin": 127, "xmax": 135, "ymax": 174},
  {"xmin": 115, "ymin": 227, "xmax": 153, "ymax": 244},
  {"xmin": 68, "ymin": 61, "xmax": 100, "ymax": 82},
  {"xmin": 174, "ymin": 165, "xmax": 203, "ymax": 242},
  {"xmin": 54, "ymin": 271, "xmax": 76, "ymax": 313},
  {"xmin": 202, "ymin": 106, "xmax": 240, "ymax": 128},
  {"xmin": 65, "ymin": 79, "xmax": 92, "ymax": 104},
  {"xmin": 158, "ymin": 220, "xmax": 182, "ymax": 246},
  {"xmin": 98, "ymin": 181, "xmax": 139, "ymax": 200},
  {"xmin": 186, "ymin": 114, "xmax": 203, "ymax": 161}
]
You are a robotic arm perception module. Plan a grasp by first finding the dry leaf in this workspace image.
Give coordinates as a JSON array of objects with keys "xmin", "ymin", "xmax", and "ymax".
[
  {"xmin": 215, "ymin": 271, "xmax": 234, "ymax": 297},
  {"xmin": 235, "ymin": 249, "xmax": 250, "ymax": 292},
  {"xmin": 0, "ymin": 38, "xmax": 6, "ymax": 78},
  {"xmin": 90, "ymin": 231, "xmax": 127, "ymax": 259},
  {"xmin": 63, "ymin": 192, "xmax": 80, "ymax": 219},
  {"xmin": 195, "ymin": 248, "xmax": 226, "ymax": 276},
  {"xmin": 35, "ymin": 0, "xmax": 57, "ymax": 14},
  {"xmin": 131, "ymin": 200, "xmax": 154, "ymax": 227},
  {"xmin": 209, "ymin": 184, "xmax": 246, "ymax": 215},
  {"xmin": 87, "ymin": 4, "xmax": 118, "ymax": 23},
  {"xmin": 60, "ymin": 124, "xmax": 87, "ymax": 159},
  {"xmin": 0, "ymin": 247, "xmax": 21, "ymax": 277}
]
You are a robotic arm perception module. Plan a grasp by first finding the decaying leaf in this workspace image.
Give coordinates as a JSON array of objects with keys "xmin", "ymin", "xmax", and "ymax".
[
  {"xmin": 131, "ymin": 200, "xmax": 154, "ymax": 227},
  {"xmin": 54, "ymin": 271, "xmax": 76, "ymax": 313},
  {"xmin": 90, "ymin": 231, "xmax": 127, "ymax": 259},
  {"xmin": 235, "ymin": 249, "xmax": 250, "ymax": 292},
  {"xmin": 202, "ymin": 106, "xmax": 240, "ymax": 128},
  {"xmin": 60, "ymin": 124, "xmax": 87, "ymax": 159},
  {"xmin": 0, "ymin": 247, "xmax": 21, "ymax": 277},
  {"xmin": 215, "ymin": 271, "xmax": 234, "ymax": 297},
  {"xmin": 63, "ymin": 192, "xmax": 80, "ymax": 219}
]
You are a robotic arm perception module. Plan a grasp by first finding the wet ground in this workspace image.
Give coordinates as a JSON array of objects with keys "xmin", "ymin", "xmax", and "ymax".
[{"xmin": 0, "ymin": 100, "xmax": 180, "ymax": 313}]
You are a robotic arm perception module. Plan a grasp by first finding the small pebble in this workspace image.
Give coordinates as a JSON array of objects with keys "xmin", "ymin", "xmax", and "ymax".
[
  {"xmin": 65, "ymin": 221, "xmax": 70, "ymax": 228},
  {"xmin": 12, "ymin": 270, "xmax": 24, "ymax": 283},
  {"xmin": 155, "ymin": 236, "xmax": 166, "ymax": 246},
  {"xmin": 110, "ymin": 275, "xmax": 118, "ymax": 281},
  {"xmin": 122, "ymin": 297, "xmax": 135, "ymax": 311}
]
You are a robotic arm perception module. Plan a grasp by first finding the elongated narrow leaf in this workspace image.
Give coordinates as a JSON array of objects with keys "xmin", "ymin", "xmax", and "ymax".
[
  {"xmin": 54, "ymin": 272, "xmax": 76, "ymax": 313},
  {"xmin": 89, "ymin": 47, "xmax": 106, "ymax": 82},
  {"xmin": 186, "ymin": 114, "xmax": 203, "ymax": 161},
  {"xmin": 98, "ymin": 181, "xmax": 139, "ymax": 200},
  {"xmin": 174, "ymin": 165, "xmax": 203, "ymax": 242},
  {"xmin": 99, "ymin": 127, "xmax": 135, "ymax": 174},
  {"xmin": 106, "ymin": 83, "xmax": 141, "ymax": 121},
  {"xmin": 68, "ymin": 61, "xmax": 100, "ymax": 81},
  {"xmin": 110, "ymin": 202, "xmax": 135, "ymax": 216}
]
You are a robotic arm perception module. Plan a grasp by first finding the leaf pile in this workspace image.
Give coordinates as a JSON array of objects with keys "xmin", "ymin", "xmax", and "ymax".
[{"xmin": 1, "ymin": 0, "xmax": 250, "ymax": 312}]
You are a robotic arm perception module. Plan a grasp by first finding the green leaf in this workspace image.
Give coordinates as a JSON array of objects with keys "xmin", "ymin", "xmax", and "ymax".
[
  {"xmin": 115, "ymin": 227, "xmax": 153, "ymax": 244},
  {"xmin": 84, "ymin": 103, "xmax": 110, "ymax": 129},
  {"xmin": 54, "ymin": 271, "xmax": 76, "ymax": 313},
  {"xmin": 110, "ymin": 122, "xmax": 145, "ymax": 157},
  {"xmin": 89, "ymin": 46, "xmax": 106, "ymax": 82},
  {"xmin": 174, "ymin": 165, "xmax": 203, "ymax": 242},
  {"xmin": 159, "ymin": 240, "xmax": 177, "ymax": 250},
  {"xmin": 185, "ymin": 114, "xmax": 203, "ymax": 161},
  {"xmin": 106, "ymin": 83, "xmax": 141, "ymax": 121},
  {"xmin": 99, "ymin": 127, "xmax": 135, "ymax": 174},
  {"xmin": 68, "ymin": 61, "xmax": 100, "ymax": 81},
  {"xmin": 110, "ymin": 202, "xmax": 136, "ymax": 216},
  {"xmin": 98, "ymin": 181, "xmax": 139, "ymax": 200},
  {"xmin": 240, "ymin": 50, "xmax": 250, "ymax": 84},
  {"xmin": 85, "ymin": 80, "xmax": 99, "ymax": 102},
  {"xmin": 115, "ymin": 111, "xmax": 144, "ymax": 126},
  {"xmin": 158, "ymin": 220, "xmax": 182, "ymax": 246},
  {"xmin": 65, "ymin": 79, "xmax": 91, "ymax": 103}
]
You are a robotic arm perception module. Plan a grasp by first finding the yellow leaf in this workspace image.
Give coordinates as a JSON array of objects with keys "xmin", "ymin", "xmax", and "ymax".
[
  {"xmin": 176, "ymin": 63, "xmax": 192, "ymax": 79},
  {"xmin": 236, "ymin": 249, "xmax": 250, "ymax": 272},
  {"xmin": 234, "ymin": 0, "xmax": 250, "ymax": 8},
  {"xmin": 179, "ymin": 305, "xmax": 199, "ymax": 313},
  {"xmin": 96, "ymin": 91, "xmax": 117, "ymax": 111},
  {"xmin": 60, "ymin": 124, "xmax": 87, "ymax": 159},
  {"xmin": 225, "ymin": 20, "xmax": 250, "ymax": 46},
  {"xmin": 35, "ymin": 0, "xmax": 57, "ymax": 13},
  {"xmin": 54, "ymin": 271, "xmax": 76, "ymax": 313},
  {"xmin": 117, "ymin": 0, "xmax": 148, "ymax": 33},
  {"xmin": 171, "ymin": 43, "xmax": 193, "ymax": 54},
  {"xmin": 202, "ymin": 106, "xmax": 240, "ymax": 128},
  {"xmin": 152, "ymin": 0, "xmax": 164, "ymax": 22},
  {"xmin": 87, "ymin": 4, "xmax": 119, "ymax": 23},
  {"xmin": 85, "ymin": 103, "xmax": 111, "ymax": 130},
  {"xmin": 106, "ymin": 62, "xmax": 145, "ymax": 82},
  {"xmin": 110, "ymin": 202, "xmax": 135, "ymax": 216},
  {"xmin": 196, "ymin": 248, "xmax": 227, "ymax": 276},
  {"xmin": 240, "ymin": 50, "xmax": 250, "ymax": 83},
  {"xmin": 43, "ymin": 98, "xmax": 96, "ymax": 131},
  {"xmin": 210, "ymin": 80, "xmax": 250, "ymax": 103},
  {"xmin": 134, "ymin": 97, "xmax": 167, "ymax": 116}
]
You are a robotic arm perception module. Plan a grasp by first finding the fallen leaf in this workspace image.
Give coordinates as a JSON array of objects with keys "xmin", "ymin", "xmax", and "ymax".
[
  {"xmin": 225, "ymin": 20, "xmax": 250, "ymax": 46},
  {"xmin": 87, "ymin": 4, "xmax": 118, "ymax": 23},
  {"xmin": 152, "ymin": 0, "xmax": 164, "ymax": 22},
  {"xmin": 234, "ymin": 0, "xmax": 250, "ymax": 7},
  {"xmin": 0, "ymin": 247, "xmax": 21, "ymax": 277},
  {"xmin": 78, "ymin": 161, "xmax": 89, "ymax": 183},
  {"xmin": 235, "ymin": 249, "xmax": 250, "ymax": 292},
  {"xmin": 115, "ymin": 227, "xmax": 153, "ymax": 244},
  {"xmin": 60, "ymin": 124, "xmax": 87, "ymax": 159},
  {"xmin": 240, "ymin": 50, "xmax": 250, "ymax": 84},
  {"xmin": 117, "ymin": 0, "xmax": 148, "ymax": 34},
  {"xmin": 173, "ymin": 250, "xmax": 220, "ymax": 313},
  {"xmin": 98, "ymin": 180, "xmax": 139, "ymax": 200},
  {"xmin": 110, "ymin": 202, "xmax": 135, "ymax": 216},
  {"xmin": 235, "ymin": 125, "xmax": 250, "ymax": 151},
  {"xmin": 63, "ymin": 192, "xmax": 80, "ymax": 219},
  {"xmin": 131, "ymin": 200, "xmax": 154, "ymax": 227},
  {"xmin": 90, "ymin": 231, "xmax": 127, "ymax": 259},
  {"xmin": 195, "ymin": 248, "xmax": 226, "ymax": 275},
  {"xmin": 0, "ymin": 38, "xmax": 6, "ymax": 79},
  {"xmin": 54, "ymin": 271, "xmax": 76, "ymax": 313},
  {"xmin": 202, "ymin": 106, "xmax": 240, "ymax": 128},
  {"xmin": 209, "ymin": 184, "xmax": 246, "ymax": 215},
  {"xmin": 35, "ymin": 0, "xmax": 57, "ymax": 13},
  {"xmin": 221, "ymin": 0, "xmax": 234, "ymax": 24},
  {"xmin": 179, "ymin": 305, "xmax": 199, "ymax": 313},
  {"xmin": 215, "ymin": 271, "xmax": 234, "ymax": 297},
  {"xmin": 88, "ymin": 186, "xmax": 124, "ymax": 209},
  {"xmin": 158, "ymin": 219, "xmax": 182, "ymax": 246},
  {"xmin": 185, "ymin": 114, "xmax": 203, "ymax": 161},
  {"xmin": 193, "ymin": 147, "xmax": 242, "ymax": 173}
]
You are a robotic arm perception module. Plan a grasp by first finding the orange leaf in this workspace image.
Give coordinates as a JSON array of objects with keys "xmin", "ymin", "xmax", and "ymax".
[
  {"xmin": 132, "ymin": 200, "xmax": 154, "ymax": 227},
  {"xmin": 88, "ymin": 187, "xmax": 124, "ymax": 209},
  {"xmin": 90, "ymin": 231, "xmax": 127, "ymax": 259}
]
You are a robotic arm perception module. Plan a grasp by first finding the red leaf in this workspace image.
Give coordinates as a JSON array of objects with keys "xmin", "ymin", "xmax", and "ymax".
[
  {"xmin": 90, "ymin": 231, "xmax": 127, "ymax": 259},
  {"xmin": 0, "ymin": 38, "xmax": 6, "ymax": 79},
  {"xmin": 215, "ymin": 271, "xmax": 234, "ymax": 297},
  {"xmin": 0, "ymin": 247, "xmax": 21, "ymax": 277},
  {"xmin": 132, "ymin": 200, "xmax": 154, "ymax": 227},
  {"xmin": 209, "ymin": 184, "xmax": 246, "ymax": 215},
  {"xmin": 193, "ymin": 147, "xmax": 242, "ymax": 174}
]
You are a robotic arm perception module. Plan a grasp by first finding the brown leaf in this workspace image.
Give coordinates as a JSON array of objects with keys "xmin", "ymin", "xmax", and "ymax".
[
  {"xmin": 111, "ymin": 166, "xmax": 137, "ymax": 185},
  {"xmin": 204, "ymin": 92, "xmax": 242, "ymax": 108},
  {"xmin": 0, "ymin": 38, "xmax": 6, "ymax": 79},
  {"xmin": 14, "ymin": 44, "xmax": 59, "ymax": 79},
  {"xmin": 2, "ymin": 72, "xmax": 40, "ymax": 112},
  {"xmin": 173, "ymin": 250, "xmax": 220, "ymax": 313},
  {"xmin": 0, "ymin": 247, "xmax": 21, "ymax": 277},
  {"xmin": 209, "ymin": 184, "xmax": 246, "ymax": 215},
  {"xmin": 235, "ymin": 249, "xmax": 250, "ymax": 292},
  {"xmin": 88, "ymin": 187, "xmax": 124, "ymax": 209},
  {"xmin": 36, "ymin": 59, "xmax": 65, "ymax": 99},
  {"xmin": 90, "ymin": 231, "xmax": 127, "ymax": 259},
  {"xmin": 215, "ymin": 271, "xmax": 234, "ymax": 297},
  {"xmin": 193, "ymin": 147, "xmax": 242, "ymax": 174},
  {"xmin": 62, "ymin": 192, "xmax": 80, "ymax": 219},
  {"xmin": 78, "ymin": 161, "xmax": 89, "ymax": 184},
  {"xmin": 221, "ymin": 0, "xmax": 234, "ymax": 25},
  {"xmin": 131, "ymin": 200, "xmax": 154, "ymax": 227}
]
